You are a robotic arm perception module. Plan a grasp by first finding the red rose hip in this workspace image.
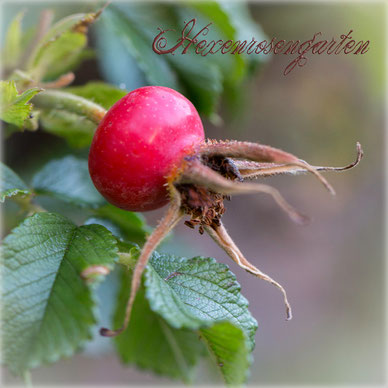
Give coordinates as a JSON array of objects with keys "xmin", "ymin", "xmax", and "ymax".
[{"xmin": 88, "ymin": 86, "xmax": 205, "ymax": 211}]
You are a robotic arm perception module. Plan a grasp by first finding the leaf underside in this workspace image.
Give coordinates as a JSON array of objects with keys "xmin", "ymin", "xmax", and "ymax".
[{"xmin": 31, "ymin": 156, "xmax": 105, "ymax": 208}]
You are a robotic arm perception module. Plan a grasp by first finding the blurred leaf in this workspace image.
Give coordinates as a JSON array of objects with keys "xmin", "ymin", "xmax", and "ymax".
[
  {"xmin": 167, "ymin": 54, "xmax": 223, "ymax": 116},
  {"xmin": 2, "ymin": 11, "xmax": 24, "ymax": 68},
  {"xmin": 189, "ymin": 1, "xmax": 236, "ymax": 39},
  {"xmin": 98, "ymin": 7, "xmax": 180, "ymax": 89},
  {"xmin": 27, "ymin": 10, "xmax": 101, "ymax": 81},
  {"xmin": 173, "ymin": 5, "xmax": 245, "ymax": 82},
  {"xmin": 1, "ymin": 212, "xmax": 118, "ymax": 375},
  {"xmin": 95, "ymin": 2, "xmax": 266, "ymax": 116},
  {"xmin": 27, "ymin": 11, "xmax": 100, "ymax": 63},
  {"xmin": 114, "ymin": 268, "xmax": 205, "ymax": 382},
  {"xmin": 218, "ymin": 1, "xmax": 268, "ymax": 68},
  {"xmin": 0, "ymin": 162, "xmax": 31, "ymax": 202},
  {"xmin": 29, "ymin": 31, "xmax": 89, "ymax": 81},
  {"xmin": 0, "ymin": 81, "xmax": 41, "ymax": 128},
  {"xmin": 66, "ymin": 81, "xmax": 127, "ymax": 109},
  {"xmin": 93, "ymin": 15, "xmax": 147, "ymax": 91},
  {"xmin": 107, "ymin": 4, "xmax": 224, "ymax": 116},
  {"xmin": 189, "ymin": 1, "xmax": 267, "ymax": 118},
  {"xmin": 93, "ymin": 204, "xmax": 149, "ymax": 244},
  {"xmin": 31, "ymin": 156, "xmax": 105, "ymax": 208},
  {"xmin": 39, "ymin": 109, "xmax": 96, "ymax": 148}
]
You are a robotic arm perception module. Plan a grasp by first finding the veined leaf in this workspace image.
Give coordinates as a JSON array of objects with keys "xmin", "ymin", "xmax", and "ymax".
[
  {"xmin": 1, "ymin": 212, "xmax": 118, "ymax": 375},
  {"xmin": 31, "ymin": 156, "xmax": 105, "ymax": 208},
  {"xmin": 145, "ymin": 253, "xmax": 257, "ymax": 385},
  {"xmin": 114, "ymin": 252, "xmax": 257, "ymax": 384},
  {"xmin": 0, "ymin": 162, "xmax": 31, "ymax": 202},
  {"xmin": 146, "ymin": 253, "xmax": 257, "ymax": 347},
  {"xmin": 0, "ymin": 81, "xmax": 41, "ymax": 128}
]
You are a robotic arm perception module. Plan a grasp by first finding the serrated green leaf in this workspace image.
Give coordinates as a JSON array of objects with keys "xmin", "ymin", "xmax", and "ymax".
[
  {"xmin": 114, "ymin": 267, "xmax": 204, "ymax": 382},
  {"xmin": 39, "ymin": 109, "xmax": 96, "ymax": 148},
  {"xmin": 201, "ymin": 321, "xmax": 252, "ymax": 385},
  {"xmin": 140, "ymin": 252, "xmax": 257, "ymax": 385},
  {"xmin": 93, "ymin": 204, "xmax": 149, "ymax": 244},
  {"xmin": 0, "ymin": 81, "xmax": 41, "ymax": 128},
  {"xmin": 146, "ymin": 253, "xmax": 257, "ymax": 347},
  {"xmin": 31, "ymin": 156, "xmax": 105, "ymax": 208},
  {"xmin": 66, "ymin": 82, "xmax": 127, "ymax": 110},
  {"xmin": 1, "ymin": 212, "xmax": 118, "ymax": 375},
  {"xmin": 2, "ymin": 11, "xmax": 24, "ymax": 68},
  {"xmin": 0, "ymin": 162, "xmax": 31, "ymax": 202}
]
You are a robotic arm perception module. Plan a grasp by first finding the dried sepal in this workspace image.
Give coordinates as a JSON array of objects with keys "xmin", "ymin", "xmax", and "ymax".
[
  {"xmin": 234, "ymin": 142, "xmax": 363, "ymax": 179},
  {"xmin": 204, "ymin": 222, "xmax": 292, "ymax": 320},
  {"xmin": 178, "ymin": 159, "xmax": 309, "ymax": 225},
  {"xmin": 200, "ymin": 140, "xmax": 336, "ymax": 195}
]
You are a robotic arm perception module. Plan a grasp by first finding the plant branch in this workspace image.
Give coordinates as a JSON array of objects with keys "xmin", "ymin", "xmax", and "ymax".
[{"xmin": 33, "ymin": 89, "xmax": 107, "ymax": 124}]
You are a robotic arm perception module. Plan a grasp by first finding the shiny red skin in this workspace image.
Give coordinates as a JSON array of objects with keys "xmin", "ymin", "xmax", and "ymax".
[{"xmin": 88, "ymin": 86, "xmax": 205, "ymax": 212}]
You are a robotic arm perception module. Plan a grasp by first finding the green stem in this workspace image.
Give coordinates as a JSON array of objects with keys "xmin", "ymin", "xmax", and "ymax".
[
  {"xmin": 33, "ymin": 89, "xmax": 107, "ymax": 124},
  {"xmin": 13, "ymin": 194, "xmax": 47, "ymax": 214}
]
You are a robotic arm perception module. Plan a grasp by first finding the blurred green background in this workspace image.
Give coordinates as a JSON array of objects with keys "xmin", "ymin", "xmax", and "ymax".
[{"xmin": 2, "ymin": 0, "xmax": 386, "ymax": 385}]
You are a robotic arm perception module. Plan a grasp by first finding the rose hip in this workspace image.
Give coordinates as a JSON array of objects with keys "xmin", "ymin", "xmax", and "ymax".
[{"xmin": 89, "ymin": 86, "xmax": 205, "ymax": 211}]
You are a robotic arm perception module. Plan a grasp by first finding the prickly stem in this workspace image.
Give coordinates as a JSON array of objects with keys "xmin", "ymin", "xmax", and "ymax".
[{"xmin": 100, "ymin": 186, "xmax": 183, "ymax": 337}]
